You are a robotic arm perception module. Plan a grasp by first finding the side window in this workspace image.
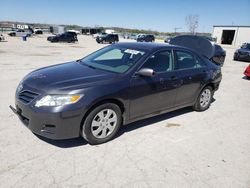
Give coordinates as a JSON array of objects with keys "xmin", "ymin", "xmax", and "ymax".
[
  {"xmin": 176, "ymin": 51, "xmax": 205, "ymax": 69},
  {"xmin": 141, "ymin": 51, "xmax": 173, "ymax": 72},
  {"xmin": 196, "ymin": 56, "xmax": 206, "ymax": 68}
]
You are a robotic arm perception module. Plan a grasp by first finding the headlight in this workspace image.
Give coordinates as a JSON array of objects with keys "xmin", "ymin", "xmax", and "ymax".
[
  {"xmin": 35, "ymin": 95, "xmax": 83, "ymax": 107},
  {"xmin": 16, "ymin": 83, "xmax": 23, "ymax": 93}
]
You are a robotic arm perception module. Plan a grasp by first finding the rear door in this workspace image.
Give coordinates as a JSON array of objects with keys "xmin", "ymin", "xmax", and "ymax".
[{"xmin": 174, "ymin": 50, "xmax": 208, "ymax": 106}]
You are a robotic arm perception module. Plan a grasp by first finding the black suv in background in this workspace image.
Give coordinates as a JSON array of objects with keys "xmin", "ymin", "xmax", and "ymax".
[
  {"xmin": 137, "ymin": 34, "xmax": 155, "ymax": 42},
  {"xmin": 96, "ymin": 34, "xmax": 119, "ymax": 44},
  {"xmin": 47, "ymin": 32, "xmax": 78, "ymax": 43}
]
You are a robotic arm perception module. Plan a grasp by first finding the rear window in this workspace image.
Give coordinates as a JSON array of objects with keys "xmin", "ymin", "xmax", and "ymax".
[{"xmin": 176, "ymin": 51, "xmax": 206, "ymax": 69}]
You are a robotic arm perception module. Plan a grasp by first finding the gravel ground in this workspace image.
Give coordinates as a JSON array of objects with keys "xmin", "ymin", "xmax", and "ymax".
[{"xmin": 0, "ymin": 34, "xmax": 250, "ymax": 188}]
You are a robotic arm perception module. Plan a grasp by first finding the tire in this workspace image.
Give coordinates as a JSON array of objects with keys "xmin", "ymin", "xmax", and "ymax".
[
  {"xmin": 233, "ymin": 54, "xmax": 238, "ymax": 61},
  {"xmin": 193, "ymin": 86, "xmax": 213, "ymax": 111},
  {"xmin": 81, "ymin": 103, "xmax": 122, "ymax": 145}
]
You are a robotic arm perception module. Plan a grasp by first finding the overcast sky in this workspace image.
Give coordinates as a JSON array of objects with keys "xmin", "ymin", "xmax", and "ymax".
[{"xmin": 1, "ymin": 0, "xmax": 250, "ymax": 32}]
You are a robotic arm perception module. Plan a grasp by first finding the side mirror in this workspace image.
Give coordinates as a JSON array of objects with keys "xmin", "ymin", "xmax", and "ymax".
[{"xmin": 136, "ymin": 68, "xmax": 155, "ymax": 77}]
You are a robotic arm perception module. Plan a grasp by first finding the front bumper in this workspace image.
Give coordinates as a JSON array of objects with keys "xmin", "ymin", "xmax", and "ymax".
[
  {"xmin": 234, "ymin": 53, "xmax": 250, "ymax": 62},
  {"xmin": 10, "ymin": 98, "xmax": 85, "ymax": 140}
]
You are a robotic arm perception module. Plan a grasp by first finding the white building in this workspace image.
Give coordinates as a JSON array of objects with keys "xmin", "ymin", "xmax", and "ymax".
[{"xmin": 212, "ymin": 25, "xmax": 250, "ymax": 46}]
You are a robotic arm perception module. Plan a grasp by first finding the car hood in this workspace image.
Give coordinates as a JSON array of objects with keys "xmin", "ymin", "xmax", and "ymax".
[
  {"xmin": 237, "ymin": 48, "xmax": 250, "ymax": 53},
  {"xmin": 22, "ymin": 61, "xmax": 118, "ymax": 92},
  {"xmin": 170, "ymin": 35, "xmax": 219, "ymax": 59}
]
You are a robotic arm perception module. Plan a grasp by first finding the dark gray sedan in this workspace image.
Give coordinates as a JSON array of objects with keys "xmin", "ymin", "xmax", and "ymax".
[{"xmin": 10, "ymin": 38, "xmax": 222, "ymax": 145}]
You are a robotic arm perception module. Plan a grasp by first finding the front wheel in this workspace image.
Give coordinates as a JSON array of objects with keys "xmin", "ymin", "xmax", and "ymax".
[
  {"xmin": 193, "ymin": 86, "xmax": 213, "ymax": 111},
  {"xmin": 81, "ymin": 103, "xmax": 122, "ymax": 145}
]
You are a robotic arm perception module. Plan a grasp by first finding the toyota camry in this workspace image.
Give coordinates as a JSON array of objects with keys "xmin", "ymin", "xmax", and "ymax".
[{"xmin": 10, "ymin": 36, "xmax": 222, "ymax": 145}]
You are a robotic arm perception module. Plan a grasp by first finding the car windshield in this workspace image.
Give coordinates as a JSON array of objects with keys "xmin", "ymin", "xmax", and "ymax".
[
  {"xmin": 242, "ymin": 43, "xmax": 250, "ymax": 49},
  {"xmin": 79, "ymin": 46, "xmax": 146, "ymax": 73},
  {"xmin": 100, "ymin": 34, "xmax": 108, "ymax": 37}
]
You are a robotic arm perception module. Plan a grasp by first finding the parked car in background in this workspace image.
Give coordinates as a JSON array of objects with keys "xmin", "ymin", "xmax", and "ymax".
[
  {"xmin": 47, "ymin": 32, "xmax": 78, "ymax": 43},
  {"xmin": 10, "ymin": 37, "xmax": 222, "ymax": 145},
  {"xmin": 136, "ymin": 34, "xmax": 155, "ymax": 42},
  {"xmin": 93, "ymin": 32, "xmax": 107, "ymax": 39},
  {"xmin": 0, "ymin": 34, "xmax": 5, "ymax": 41},
  {"xmin": 244, "ymin": 65, "xmax": 250, "ymax": 78},
  {"xmin": 123, "ymin": 33, "xmax": 130, "ymax": 39},
  {"xmin": 8, "ymin": 29, "xmax": 32, "ymax": 37},
  {"xmin": 96, "ymin": 34, "xmax": 119, "ymax": 44},
  {"xmin": 234, "ymin": 43, "xmax": 250, "ymax": 62},
  {"xmin": 129, "ymin": 34, "xmax": 137, "ymax": 40},
  {"xmin": 123, "ymin": 33, "xmax": 137, "ymax": 40},
  {"xmin": 34, "ymin": 27, "xmax": 43, "ymax": 34},
  {"xmin": 164, "ymin": 37, "xmax": 174, "ymax": 43}
]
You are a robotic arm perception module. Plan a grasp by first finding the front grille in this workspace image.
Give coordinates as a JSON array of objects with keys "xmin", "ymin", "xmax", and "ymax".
[
  {"xmin": 239, "ymin": 51, "xmax": 248, "ymax": 56},
  {"xmin": 18, "ymin": 90, "xmax": 39, "ymax": 104}
]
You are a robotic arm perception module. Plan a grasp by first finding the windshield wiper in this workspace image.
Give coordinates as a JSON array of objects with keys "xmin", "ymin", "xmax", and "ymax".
[
  {"xmin": 76, "ymin": 59, "xmax": 96, "ymax": 69},
  {"xmin": 80, "ymin": 62, "xmax": 96, "ymax": 69},
  {"xmin": 85, "ymin": 64, "xmax": 96, "ymax": 69}
]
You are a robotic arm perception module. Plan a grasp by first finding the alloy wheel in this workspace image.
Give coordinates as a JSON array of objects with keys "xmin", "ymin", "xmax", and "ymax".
[
  {"xmin": 200, "ymin": 89, "xmax": 211, "ymax": 108},
  {"xmin": 91, "ymin": 109, "xmax": 117, "ymax": 139}
]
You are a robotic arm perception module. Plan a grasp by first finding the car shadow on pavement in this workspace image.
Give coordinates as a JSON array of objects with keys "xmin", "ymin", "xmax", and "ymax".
[
  {"xmin": 35, "ymin": 134, "xmax": 88, "ymax": 148},
  {"xmin": 242, "ymin": 76, "xmax": 250, "ymax": 80},
  {"xmin": 116, "ymin": 98, "xmax": 216, "ymax": 139},
  {"xmin": 116, "ymin": 107, "xmax": 193, "ymax": 138},
  {"xmin": 35, "ymin": 101, "xmax": 216, "ymax": 148}
]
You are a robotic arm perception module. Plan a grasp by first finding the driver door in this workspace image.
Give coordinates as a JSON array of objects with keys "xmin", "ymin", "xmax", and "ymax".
[{"xmin": 129, "ymin": 50, "xmax": 179, "ymax": 119}]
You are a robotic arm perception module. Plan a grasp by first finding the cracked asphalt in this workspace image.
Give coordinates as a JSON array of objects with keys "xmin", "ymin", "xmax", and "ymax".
[{"xmin": 0, "ymin": 35, "xmax": 250, "ymax": 188}]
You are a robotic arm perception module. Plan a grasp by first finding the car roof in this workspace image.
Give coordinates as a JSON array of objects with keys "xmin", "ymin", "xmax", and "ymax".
[{"xmin": 113, "ymin": 42, "xmax": 185, "ymax": 51}]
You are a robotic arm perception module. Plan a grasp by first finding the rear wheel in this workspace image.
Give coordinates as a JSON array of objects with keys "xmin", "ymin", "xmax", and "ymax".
[
  {"xmin": 81, "ymin": 103, "xmax": 122, "ymax": 145},
  {"xmin": 193, "ymin": 86, "xmax": 213, "ymax": 111}
]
